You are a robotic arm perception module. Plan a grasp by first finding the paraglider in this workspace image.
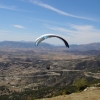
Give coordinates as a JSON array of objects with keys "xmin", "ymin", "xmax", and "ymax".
[
  {"xmin": 35, "ymin": 34, "xmax": 69, "ymax": 70},
  {"xmin": 46, "ymin": 65, "xmax": 50, "ymax": 70},
  {"xmin": 35, "ymin": 34, "xmax": 69, "ymax": 48}
]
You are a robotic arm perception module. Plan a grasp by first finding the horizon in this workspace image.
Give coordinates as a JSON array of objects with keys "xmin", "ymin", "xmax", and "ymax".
[{"xmin": 0, "ymin": 40, "xmax": 100, "ymax": 46}]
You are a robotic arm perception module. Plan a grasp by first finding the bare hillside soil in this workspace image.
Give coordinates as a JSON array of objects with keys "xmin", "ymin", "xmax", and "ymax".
[{"xmin": 39, "ymin": 87, "xmax": 100, "ymax": 100}]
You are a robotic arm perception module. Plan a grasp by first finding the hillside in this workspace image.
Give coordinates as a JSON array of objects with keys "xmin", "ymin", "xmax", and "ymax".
[
  {"xmin": 0, "ymin": 42, "xmax": 100, "ymax": 99},
  {"xmin": 0, "ymin": 48, "xmax": 100, "ymax": 100},
  {"xmin": 39, "ymin": 87, "xmax": 100, "ymax": 100}
]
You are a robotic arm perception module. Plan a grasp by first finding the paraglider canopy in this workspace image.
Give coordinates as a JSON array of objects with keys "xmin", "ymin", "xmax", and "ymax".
[{"xmin": 35, "ymin": 34, "xmax": 69, "ymax": 48}]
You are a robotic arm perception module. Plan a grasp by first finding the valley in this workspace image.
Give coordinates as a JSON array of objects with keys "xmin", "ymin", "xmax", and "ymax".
[{"xmin": 0, "ymin": 42, "xmax": 99, "ymax": 99}]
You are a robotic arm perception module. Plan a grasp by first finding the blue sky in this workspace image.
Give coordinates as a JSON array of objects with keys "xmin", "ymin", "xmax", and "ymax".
[{"xmin": 0, "ymin": 0, "xmax": 100, "ymax": 45}]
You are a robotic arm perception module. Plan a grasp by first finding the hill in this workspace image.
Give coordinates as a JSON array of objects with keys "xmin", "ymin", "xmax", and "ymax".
[
  {"xmin": 39, "ymin": 87, "xmax": 100, "ymax": 100},
  {"xmin": 0, "ymin": 42, "xmax": 100, "ymax": 99},
  {"xmin": 0, "ymin": 41, "xmax": 53, "ymax": 48},
  {"xmin": 0, "ymin": 48, "xmax": 100, "ymax": 100},
  {"xmin": 69, "ymin": 42, "xmax": 100, "ymax": 51}
]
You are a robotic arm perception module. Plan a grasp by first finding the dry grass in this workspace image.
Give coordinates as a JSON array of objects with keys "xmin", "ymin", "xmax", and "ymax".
[
  {"xmin": 39, "ymin": 52, "xmax": 88, "ymax": 60},
  {"xmin": 38, "ymin": 88, "xmax": 100, "ymax": 100}
]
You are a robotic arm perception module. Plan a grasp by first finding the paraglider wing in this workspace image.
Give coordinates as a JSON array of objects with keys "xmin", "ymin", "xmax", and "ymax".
[{"xmin": 35, "ymin": 34, "xmax": 69, "ymax": 48}]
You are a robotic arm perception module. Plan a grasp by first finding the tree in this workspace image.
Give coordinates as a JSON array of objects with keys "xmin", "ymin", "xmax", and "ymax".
[{"xmin": 75, "ymin": 78, "xmax": 88, "ymax": 91}]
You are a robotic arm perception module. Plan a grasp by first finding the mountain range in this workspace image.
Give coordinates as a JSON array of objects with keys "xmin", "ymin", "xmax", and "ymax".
[{"xmin": 0, "ymin": 41, "xmax": 100, "ymax": 51}]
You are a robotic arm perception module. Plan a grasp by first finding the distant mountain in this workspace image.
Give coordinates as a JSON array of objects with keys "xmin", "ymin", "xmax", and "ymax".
[
  {"xmin": 65, "ymin": 50, "xmax": 100, "ymax": 56},
  {"xmin": 65, "ymin": 43, "xmax": 100, "ymax": 55},
  {"xmin": 0, "ymin": 41, "xmax": 100, "ymax": 52},
  {"xmin": 0, "ymin": 41, "xmax": 53, "ymax": 48},
  {"xmin": 69, "ymin": 43, "xmax": 100, "ymax": 51}
]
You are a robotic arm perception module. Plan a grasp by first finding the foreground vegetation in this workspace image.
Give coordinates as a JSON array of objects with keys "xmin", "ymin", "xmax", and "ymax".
[{"xmin": 0, "ymin": 78, "xmax": 100, "ymax": 100}]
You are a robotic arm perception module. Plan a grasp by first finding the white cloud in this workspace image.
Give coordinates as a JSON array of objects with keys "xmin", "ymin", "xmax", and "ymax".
[
  {"xmin": 46, "ymin": 24, "xmax": 100, "ymax": 44},
  {"xmin": 13, "ymin": 25, "xmax": 25, "ymax": 29},
  {"xmin": 0, "ymin": 30, "xmax": 10, "ymax": 34},
  {"xmin": 69, "ymin": 24, "xmax": 94, "ymax": 31},
  {"xmin": 0, "ymin": 4, "xmax": 17, "ymax": 10},
  {"xmin": 30, "ymin": 0, "xmax": 95, "ymax": 21},
  {"xmin": 0, "ymin": 4, "xmax": 32, "ymax": 12},
  {"xmin": 47, "ymin": 26, "xmax": 74, "ymax": 33},
  {"xmin": 30, "ymin": 18, "xmax": 67, "ymax": 25}
]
